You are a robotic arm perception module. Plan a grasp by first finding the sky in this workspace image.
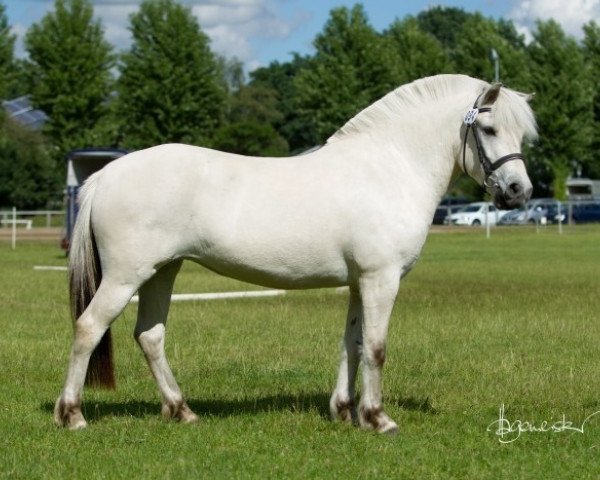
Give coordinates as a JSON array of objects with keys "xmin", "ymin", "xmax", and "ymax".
[{"xmin": 4, "ymin": 0, "xmax": 600, "ymax": 72}]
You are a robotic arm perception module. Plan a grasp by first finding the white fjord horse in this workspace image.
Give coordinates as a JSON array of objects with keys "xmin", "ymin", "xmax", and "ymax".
[{"xmin": 55, "ymin": 74, "xmax": 537, "ymax": 432}]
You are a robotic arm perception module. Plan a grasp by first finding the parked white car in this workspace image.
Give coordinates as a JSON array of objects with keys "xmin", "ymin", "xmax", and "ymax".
[{"xmin": 443, "ymin": 202, "xmax": 510, "ymax": 226}]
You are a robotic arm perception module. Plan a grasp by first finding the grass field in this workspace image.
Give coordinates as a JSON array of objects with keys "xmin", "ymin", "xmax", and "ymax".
[{"xmin": 1, "ymin": 226, "xmax": 599, "ymax": 479}]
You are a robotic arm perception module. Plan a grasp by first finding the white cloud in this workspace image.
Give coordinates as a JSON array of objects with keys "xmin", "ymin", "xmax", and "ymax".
[
  {"xmin": 508, "ymin": 0, "xmax": 600, "ymax": 39},
  {"xmin": 191, "ymin": 2, "xmax": 294, "ymax": 61},
  {"xmin": 204, "ymin": 23, "xmax": 253, "ymax": 60},
  {"xmin": 92, "ymin": 0, "xmax": 297, "ymax": 63},
  {"xmin": 94, "ymin": 4, "xmax": 138, "ymax": 50},
  {"xmin": 13, "ymin": 0, "xmax": 302, "ymax": 66},
  {"xmin": 11, "ymin": 23, "xmax": 28, "ymax": 58}
]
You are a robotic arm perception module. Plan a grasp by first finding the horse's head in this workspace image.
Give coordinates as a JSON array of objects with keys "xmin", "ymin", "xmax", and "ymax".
[{"xmin": 461, "ymin": 82, "xmax": 537, "ymax": 209}]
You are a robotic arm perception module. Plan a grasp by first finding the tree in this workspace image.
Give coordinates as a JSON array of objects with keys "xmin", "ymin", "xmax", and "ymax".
[
  {"xmin": 117, "ymin": 0, "xmax": 226, "ymax": 149},
  {"xmin": 416, "ymin": 6, "xmax": 471, "ymax": 50},
  {"xmin": 24, "ymin": 0, "xmax": 115, "ymax": 153},
  {"xmin": 212, "ymin": 83, "xmax": 289, "ymax": 156},
  {"xmin": 228, "ymin": 84, "xmax": 283, "ymax": 126},
  {"xmin": 212, "ymin": 122, "xmax": 288, "ymax": 157},
  {"xmin": 250, "ymin": 55, "xmax": 318, "ymax": 153},
  {"xmin": 385, "ymin": 17, "xmax": 452, "ymax": 83},
  {"xmin": 295, "ymin": 5, "xmax": 400, "ymax": 142},
  {"xmin": 582, "ymin": 21, "xmax": 600, "ymax": 179},
  {"xmin": 452, "ymin": 13, "xmax": 530, "ymax": 88},
  {"xmin": 0, "ymin": 1, "xmax": 15, "ymax": 101},
  {"xmin": 527, "ymin": 20, "xmax": 594, "ymax": 198},
  {"xmin": 0, "ymin": 119, "xmax": 59, "ymax": 208},
  {"xmin": 0, "ymin": 2, "xmax": 59, "ymax": 208},
  {"xmin": 218, "ymin": 56, "xmax": 245, "ymax": 93}
]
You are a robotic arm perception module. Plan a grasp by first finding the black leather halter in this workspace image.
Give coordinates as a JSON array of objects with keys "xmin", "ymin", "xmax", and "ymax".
[{"xmin": 462, "ymin": 97, "xmax": 526, "ymax": 187}]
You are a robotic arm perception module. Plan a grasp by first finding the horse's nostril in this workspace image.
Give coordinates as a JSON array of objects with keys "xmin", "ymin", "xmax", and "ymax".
[{"xmin": 508, "ymin": 182, "xmax": 523, "ymax": 198}]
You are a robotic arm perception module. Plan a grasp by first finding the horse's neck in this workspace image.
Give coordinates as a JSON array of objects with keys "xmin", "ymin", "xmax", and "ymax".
[{"xmin": 347, "ymin": 100, "xmax": 463, "ymax": 218}]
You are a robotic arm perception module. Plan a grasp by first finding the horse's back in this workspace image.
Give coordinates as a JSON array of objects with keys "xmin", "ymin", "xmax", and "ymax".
[{"xmin": 90, "ymin": 144, "xmax": 354, "ymax": 287}]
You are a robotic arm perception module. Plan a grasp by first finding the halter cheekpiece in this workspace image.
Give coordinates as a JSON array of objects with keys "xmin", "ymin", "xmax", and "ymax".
[{"xmin": 462, "ymin": 94, "xmax": 526, "ymax": 187}]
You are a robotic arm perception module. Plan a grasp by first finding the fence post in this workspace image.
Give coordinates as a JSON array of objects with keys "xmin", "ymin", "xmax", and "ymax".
[
  {"xmin": 11, "ymin": 207, "xmax": 16, "ymax": 249},
  {"xmin": 485, "ymin": 203, "xmax": 491, "ymax": 239},
  {"xmin": 557, "ymin": 200, "xmax": 563, "ymax": 234}
]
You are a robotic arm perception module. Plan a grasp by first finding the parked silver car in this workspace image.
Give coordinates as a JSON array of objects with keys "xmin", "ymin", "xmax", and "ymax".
[{"xmin": 498, "ymin": 199, "xmax": 563, "ymax": 225}]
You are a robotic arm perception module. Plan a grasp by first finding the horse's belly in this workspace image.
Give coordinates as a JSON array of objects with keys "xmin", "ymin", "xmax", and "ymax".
[{"xmin": 187, "ymin": 241, "xmax": 350, "ymax": 290}]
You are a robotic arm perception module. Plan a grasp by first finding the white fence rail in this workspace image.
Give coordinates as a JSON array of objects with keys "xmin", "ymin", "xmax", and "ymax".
[
  {"xmin": 0, "ymin": 209, "xmax": 64, "ymax": 249},
  {"xmin": 0, "ymin": 209, "xmax": 64, "ymax": 229}
]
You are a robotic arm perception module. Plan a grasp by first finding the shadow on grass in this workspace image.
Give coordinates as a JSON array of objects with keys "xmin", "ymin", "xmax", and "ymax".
[
  {"xmin": 396, "ymin": 396, "xmax": 438, "ymax": 415},
  {"xmin": 43, "ymin": 393, "xmax": 437, "ymax": 423},
  {"xmin": 42, "ymin": 393, "xmax": 331, "ymax": 423}
]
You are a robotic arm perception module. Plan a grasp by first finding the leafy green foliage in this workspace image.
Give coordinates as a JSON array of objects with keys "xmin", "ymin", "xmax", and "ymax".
[
  {"xmin": 0, "ymin": 1, "xmax": 15, "ymax": 101},
  {"xmin": 417, "ymin": 6, "xmax": 472, "ymax": 50},
  {"xmin": 116, "ymin": 0, "xmax": 226, "ymax": 149},
  {"xmin": 295, "ymin": 5, "xmax": 400, "ymax": 143},
  {"xmin": 212, "ymin": 121, "xmax": 288, "ymax": 157},
  {"xmin": 0, "ymin": 3, "xmax": 60, "ymax": 209},
  {"xmin": 250, "ymin": 55, "xmax": 319, "ymax": 153},
  {"xmin": 582, "ymin": 21, "xmax": 600, "ymax": 179},
  {"xmin": 24, "ymin": 0, "xmax": 115, "ymax": 153},
  {"xmin": 212, "ymin": 83, "xmax": 289, "ymax": 156},
  {"xmin": 0, "ymin": 119, "xmax": 59, "ymax": 208},
  {"xmin": 385, "ymin": 17, "xmax": 452, "ymax": 83},
  {"xmin": 452, "ymin": 13, "xmax": 530, "ymax": 88},
  {"xmin": 228, "ymin": 84, "xmax": 283, "ymax": 126},
  {"xmin": 526, "ymin": 20, "xmax": 594, "ymax": 198}
]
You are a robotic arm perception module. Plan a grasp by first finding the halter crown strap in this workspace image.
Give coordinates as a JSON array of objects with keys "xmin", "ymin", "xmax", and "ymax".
[{"xmin": 462, "ymin": 97, "xmax": 525, "ymax": 186}]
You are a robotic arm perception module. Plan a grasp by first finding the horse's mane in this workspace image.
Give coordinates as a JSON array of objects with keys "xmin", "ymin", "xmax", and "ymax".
[{"xmin": 326, "ymin": 74, "xmax": 537, "ymax": 144}]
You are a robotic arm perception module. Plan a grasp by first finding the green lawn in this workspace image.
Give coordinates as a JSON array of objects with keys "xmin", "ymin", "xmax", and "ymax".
[{"xmin": 1, "ymin": 226, "xmax": 599, "ymax": 479}]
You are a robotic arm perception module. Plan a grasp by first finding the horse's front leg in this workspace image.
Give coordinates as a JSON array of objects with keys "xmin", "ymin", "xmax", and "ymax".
[
  {"xmin": 330, "ymin": 288, "xmax": 362, "ymax": 424},
  {"xmin": 357, "ymin": 267, "xmax": 400, "ymax": 434}
]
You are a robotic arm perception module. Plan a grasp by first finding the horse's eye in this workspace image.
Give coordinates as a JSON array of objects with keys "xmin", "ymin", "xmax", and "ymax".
[{"xmin": 482, "ymin": 127, "xmax": 496, "ymax": 136}]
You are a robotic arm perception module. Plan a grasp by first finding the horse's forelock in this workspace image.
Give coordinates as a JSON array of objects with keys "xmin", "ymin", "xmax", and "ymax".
[{"xmin": 495, "ymin": 88, "xmax": 538, "ymax": 142}]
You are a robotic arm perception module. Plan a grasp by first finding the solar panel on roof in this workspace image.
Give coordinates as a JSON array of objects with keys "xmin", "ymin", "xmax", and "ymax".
[{"xmin": 2, "ymin": 95, "xmax": 47, "ymax": 130}]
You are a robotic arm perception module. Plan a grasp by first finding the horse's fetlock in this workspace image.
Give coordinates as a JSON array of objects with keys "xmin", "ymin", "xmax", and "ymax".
[{"xmin": 331, "ymin": 395, "xmax": 357, "ymax": 424}]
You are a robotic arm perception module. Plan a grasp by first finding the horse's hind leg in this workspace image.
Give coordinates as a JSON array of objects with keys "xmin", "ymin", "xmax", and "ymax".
[
  {"xmin": 330, "ymin": 288, "xmax": 361, "ymax": 424},
  {"xmin": 54, "ymin": 278, "xmax": 139, "ymax": 429},
  {"xmin": 134, "ymin": 260, "xmax": 198, "ymax": 423}
]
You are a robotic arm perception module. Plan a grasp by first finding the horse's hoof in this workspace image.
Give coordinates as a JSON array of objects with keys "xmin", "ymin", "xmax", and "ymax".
[
  {"xmin": 54, "ymin": 397, "xmax": 87, "ymax": 430},
  {"xmin": 359, "ymin": 405, "xmax": 398, "ymax": 434},
  {"xmin": 162, "ymin": 400, "xmax": 198, "ymax": 424},
  {"xmin": 380, "ymin": 423, "xmax": 399, "ymax": 435},
  {"xmin": 67, "ymin": 416, "xmax": 88, "ymax": 430},
  {"xmin": 178, "ymin": 403, "xmax": 199, "ymax": 424}
]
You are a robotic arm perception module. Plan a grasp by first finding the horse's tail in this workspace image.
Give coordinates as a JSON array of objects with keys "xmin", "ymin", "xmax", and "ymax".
[{"xmin": 69, "ymin": 172, "xmax": 116, "ymax": 389}]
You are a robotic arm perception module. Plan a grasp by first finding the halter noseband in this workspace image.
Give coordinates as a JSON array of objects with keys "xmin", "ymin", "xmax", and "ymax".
[{"xmin": 462, "ymin": 96, "xmax": 525, "ymax": 187}]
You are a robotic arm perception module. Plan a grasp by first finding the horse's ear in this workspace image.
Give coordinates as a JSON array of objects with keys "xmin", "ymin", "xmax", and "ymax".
[
  {"xmin": 521, "ymin": 92, "xmax": 535, "ymax": 102},
  {"xmin": 480, "ymin": 82, "xmax": 502, "ymax": 106}
]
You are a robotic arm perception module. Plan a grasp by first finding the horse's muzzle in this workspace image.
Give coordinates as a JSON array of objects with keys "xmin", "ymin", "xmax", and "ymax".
[{"xmin": 494, "ymin": 180, "xmax": 533, "ymax": 209}]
